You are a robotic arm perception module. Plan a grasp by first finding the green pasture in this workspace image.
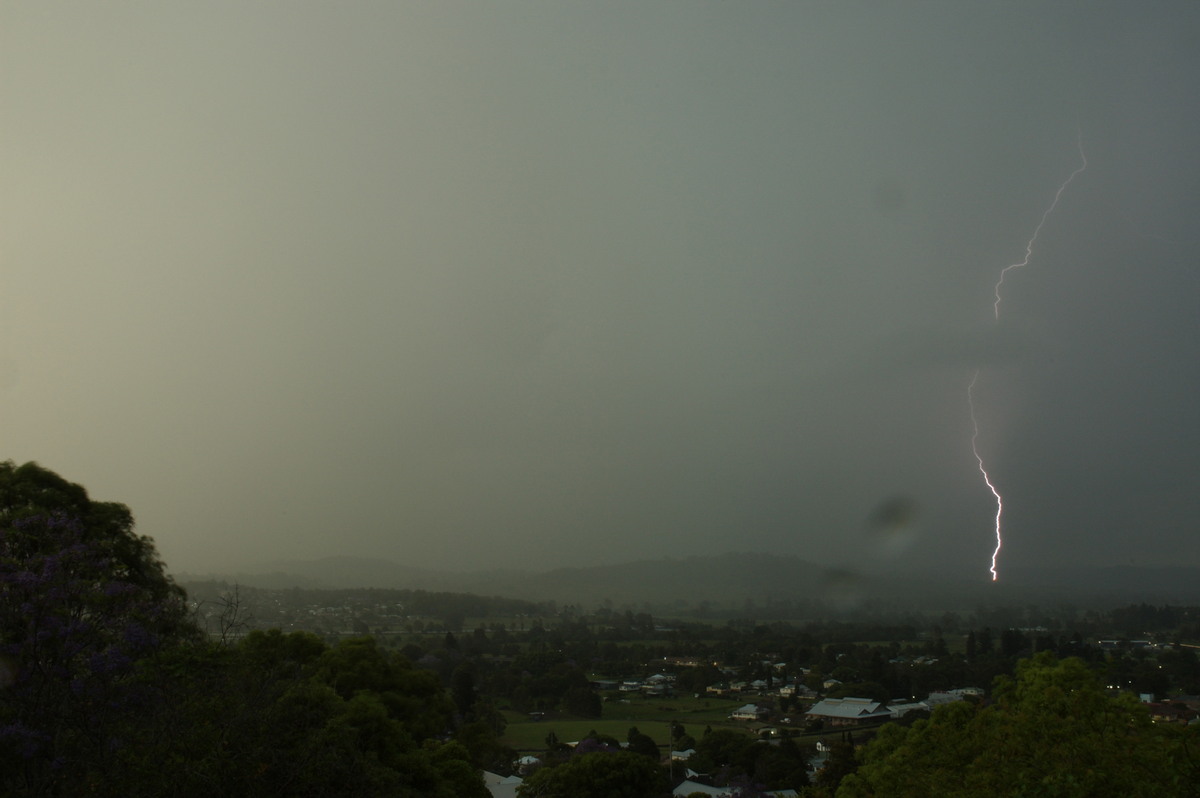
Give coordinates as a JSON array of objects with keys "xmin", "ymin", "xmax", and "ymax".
[
  {"xmin": 501, "ymin": 694, "xmax": 757, "ymax": 752},
  {"xmin": 601, "ymin": 693, "xmax": 747, "ymax": 725}
]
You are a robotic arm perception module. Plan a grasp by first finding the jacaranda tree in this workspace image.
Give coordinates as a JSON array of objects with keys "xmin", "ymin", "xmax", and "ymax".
[
  {"xmin": 0, "ymin": 462, "xmax": 488, "ymax": 797},
  {"xmin": 0, "ymin": 463, "xmax": 195, "ymax": 795}
]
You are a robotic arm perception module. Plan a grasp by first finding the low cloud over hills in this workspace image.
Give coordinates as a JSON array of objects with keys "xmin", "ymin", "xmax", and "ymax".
[{"xmin": 181, "ymin": 553, "xmax": 1200, "ymax": 614}]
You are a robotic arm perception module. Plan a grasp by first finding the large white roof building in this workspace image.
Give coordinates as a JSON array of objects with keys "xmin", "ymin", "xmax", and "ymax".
[{"xmin": 805, "ymin": 697, "xmax": 892, "ymax": 725}]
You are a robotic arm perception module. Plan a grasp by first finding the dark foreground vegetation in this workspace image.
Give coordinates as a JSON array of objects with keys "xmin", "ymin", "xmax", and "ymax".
[
  {"xmin": 0, "ymin": 462, "xmax": 488, "ymax": 796},
  {"xmin": 3, "ymin": 460, "xmax": 1198, "ymax": 796}
]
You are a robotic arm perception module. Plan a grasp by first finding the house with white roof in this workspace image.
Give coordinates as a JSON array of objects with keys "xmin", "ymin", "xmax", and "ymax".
[
  {"xmin": 671, "ymin": 781, "xmax": 797, "ymax": 797},
  {"xmin": 887, "ymin": 700, "xmax": 928, "ymax": 718},
  {"xmin": 924, "ymin": 691, "xmax": 965, "ymax": 708},
  {"xmin": 805, "ymin": 697, "xmax": 892, "ymax": 726},
  {"xmin": 674, "ymin": 779, "xmax": 727, "ymax": 796},
  {"xmin": 730, "ymin": 703, "xmax": 769, "ymax": 721},
  {"xmin": 482, "ymin": 771, "xmax": 523, "ymax": 798}
]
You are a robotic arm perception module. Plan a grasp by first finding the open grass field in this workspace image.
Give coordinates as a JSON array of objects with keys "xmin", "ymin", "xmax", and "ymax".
[
  {"xmin": 601, "ymin": 694, "xmax": 749, "ymax": 725},
  {"xmin": 501, "ymin": 694, "xmax": 757, "ymax": 752}
]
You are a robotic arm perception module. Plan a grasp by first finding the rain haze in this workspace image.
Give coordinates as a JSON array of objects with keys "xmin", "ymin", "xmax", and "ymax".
[{"xmin": 3, "ymin": 2, "xmax": 1198, "ymax": 582}]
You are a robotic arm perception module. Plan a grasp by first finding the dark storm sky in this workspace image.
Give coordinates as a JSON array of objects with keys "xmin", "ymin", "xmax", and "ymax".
[{"xmin": 3, "ymin": 2, "xmax": 1198, "ymax": 579}]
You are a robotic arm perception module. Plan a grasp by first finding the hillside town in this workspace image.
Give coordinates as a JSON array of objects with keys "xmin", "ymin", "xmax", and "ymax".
[{"xmin": 182, "ymin": 580, "xmax": 1200, "ymax": 797}]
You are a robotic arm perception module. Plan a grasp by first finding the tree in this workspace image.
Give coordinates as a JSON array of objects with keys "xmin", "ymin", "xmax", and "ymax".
[
  {"xmin": 121, "ymin": 630, "xmax": 487, "ymax": 797},
  {"xmin": 562, "ymin": 685, "xmax": 602, "ymax": 718},
  {"xmin": 747, "ymin": 737, "xmax": 809, "ymax": 791},
  {"xmin": 977, "ymin": 627, "xmax": 993, "ymax": 655},
  {"xmin": 451, "ymin": 662, "xmax": 479, "ymax": 720},
  {"xmin": 456, "ymin": 717, "xmax": 514, "ymax": 773},
  {"xmin": 313, "ymin": 636, "xmax": 454, "ymax": 741},
  {"xmin": 0, "ymin": 461, "xmax": 185, "ymax": 606},
  {"xmin": 813, "ymin": 739, "xmax": 858, "ymax": 796},
  {"xmin": 0, "ymin": 462, "xmax": 492, "ymax": 797},
  {"xmin": 626, "ymin": 726, "xmax": 659, "ymax": 760},
  {"xmin": 690, "ymin": 728, "xmax": 753, "ymax": 774},
  {"xmin": 517, "ymin": 750, "xmax": 666, "ymax": 798},
  {"xmin": 838, "ymin": 653, "xmax": 1199, "ymax": 797},
  {"xmin": 0, "ymin": 493, "xmax": 195, "ymax": 794}
]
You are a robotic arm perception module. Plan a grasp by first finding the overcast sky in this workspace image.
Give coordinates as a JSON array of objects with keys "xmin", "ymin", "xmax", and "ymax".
[{"xmin": 3, "ymin": 2, "xmax": 1198, "ymax": 580}]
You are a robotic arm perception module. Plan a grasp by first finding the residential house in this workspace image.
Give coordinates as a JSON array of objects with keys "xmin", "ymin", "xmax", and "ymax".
[
  {"xmin": 730, "ymin": 703, "xmax": 769, "ymax": 721},
  {"xmin": 1170, "ymin": 694, "xmax": 1200, "ymax": 712},
  {"xmin": 672, "ymin": 782, "xmax": 797, "ymax": 798},
  {"xmin": 924, "ymin": 692, "xmax": 966, "ymax": 709},
  {"xmin": 515, "ymin": 755, "xmax": 540, "ymax": 774},
  {"xmin": 805, "ymin": 697, "xmax": 892, "ymax": 726},
  {"xmin": 887, "ymin": 700, "xmax": 928, "ymax": 719},
  {"xmin": 663, "ymin": 656, "xmax": 706, "ymax": 668},
  {"xmin": 483, "ymin": 771, "xmax": 523, "ymax": 798},
  {"xmin": 948, "ymin": 687, "xmax": 984, "ymax": 698},
  {"xmin": 672, "ymin": 781, "xmax": 726, "ymax": 797},
  {"xmin": 1147, "ymin": 702, "xmax": 1198, "ymax": 725},
  {"xmin": 643, "ymin": 673, "xmax": 672, "ymax": 696}
]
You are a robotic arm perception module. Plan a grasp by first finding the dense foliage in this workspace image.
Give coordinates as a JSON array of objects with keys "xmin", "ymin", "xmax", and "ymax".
[
  {"xmin": 0, "ymin": 462, "xmax": 488, "ymax": 797},
  {"xmin": 837, "ymin": 653, "xmax": 1200, "ymax": 798},
  {"xmin": 517, "ymin": 748, "xmax": 666, "ymax": 797},
  {"xmin": 3, "ymin": 461, "xmax": 1199, "ymax": 797}
]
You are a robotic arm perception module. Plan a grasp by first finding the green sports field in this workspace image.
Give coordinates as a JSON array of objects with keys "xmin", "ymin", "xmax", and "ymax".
[{"xmin": 501, "ymin": 694, "xmax": 759, "ymax": 752}]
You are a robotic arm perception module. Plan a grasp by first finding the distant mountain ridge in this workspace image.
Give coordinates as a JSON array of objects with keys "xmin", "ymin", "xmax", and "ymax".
[{"xmin": 180, "ymin": 553, "xmax": 1200, "ymax": 612}]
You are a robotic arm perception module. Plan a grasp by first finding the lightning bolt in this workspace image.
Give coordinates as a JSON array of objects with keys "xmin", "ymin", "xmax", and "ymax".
[
  {"xmin": 968, "ymin": 369, "xmax": 1002, "ymax": 581},
  {"xmin": 993, "ymin": 137, "xmax": 1088, "ymax": 318},
  {"xmin": 971, "ymin": 135, "xmax": 1087, "ymax": 581}
]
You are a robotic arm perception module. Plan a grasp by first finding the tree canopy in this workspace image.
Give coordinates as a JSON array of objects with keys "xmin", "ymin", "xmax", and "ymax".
[
  {"xmin": 837, "ymin": 652, "xmax": 1199, "ymax": 798},
  {"xmin": 0, "ymin": 461, "xmax": 488, "ymax": 797},
  {"xmin": 0, "ymin": 463, "xmax": 196, "ymax": 793},
  {"xmin": 517, "ymin": 749, "xmax": 666, "ymax": 798}
]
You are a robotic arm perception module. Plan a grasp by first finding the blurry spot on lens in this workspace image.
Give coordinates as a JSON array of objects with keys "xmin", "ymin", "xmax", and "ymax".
[{"xmin": 867, "ymin": 496, "xmax": 920, "ymax": 555}]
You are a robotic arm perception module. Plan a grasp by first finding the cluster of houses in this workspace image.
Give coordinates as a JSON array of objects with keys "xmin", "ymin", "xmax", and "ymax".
[
  {"xmin": 1144, "ymin": 695, "xmax": 1200, "ymax": 725},
  {"xmin": 483, "ymin": 762, "xmax": 803, "ymax": 798},
  {"xmin": 483, "ymin": 652, "xmax": 1198, "ymax": 798},
  {"xmin": 482, "ymin": 689, "xmax": 1200, "ymax": 798},
  {"xmin": 595, "ymin": 661, "xmax": 991, "ymax": 736},
  {"xmin": 800, "ymin": 687, "xmax": 984, "ymax": 727},
  {"xmin": 588, "ymin": 673, "xmax": 674, "ymax": 696},
  {"xmin": 719, "ymin": 688, "xmax": 983, "ymax": 731}
]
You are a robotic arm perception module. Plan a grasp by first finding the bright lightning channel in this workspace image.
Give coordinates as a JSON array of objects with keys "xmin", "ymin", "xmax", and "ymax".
[
  {"xmin": 992, "ymin": 137, "xmax": 1088, "ymax": 318},
  {"xmin": 968, "ymin": 370, "xmax": 1002, "ymax": 581},
  {"xmin": 972, "ymin": 135, "xmax": 1087, "ymax": 581}
]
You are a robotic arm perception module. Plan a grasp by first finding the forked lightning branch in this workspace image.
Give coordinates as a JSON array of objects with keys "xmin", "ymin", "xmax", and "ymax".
[{"xmin": 970, "ymin": 137, "xmax": 1087, "ymax": 581}]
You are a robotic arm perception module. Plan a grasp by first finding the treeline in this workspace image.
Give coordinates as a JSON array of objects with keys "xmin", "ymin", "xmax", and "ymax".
[
  {"xmin": 831, "ymin": 654, "xmax": 1199, "ymax": 798},
  {"xmin": 0, "ymin": 462, "xmax": 495, "ymax": 797},
  {"xmin": 184, "ymin": 579, "xmax": 551, "ymax": 631},
  {"xmin": 496, "ymin": 653, "xmax": 1200, "ymax": 796},
  {"xmin": 5, "ymin": 460, "xmax": 1199, "ymax": 797}
]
